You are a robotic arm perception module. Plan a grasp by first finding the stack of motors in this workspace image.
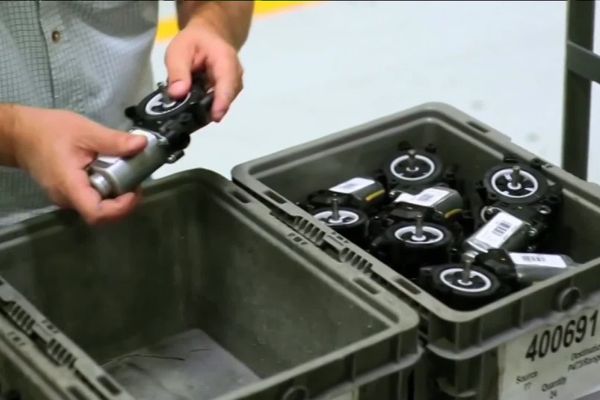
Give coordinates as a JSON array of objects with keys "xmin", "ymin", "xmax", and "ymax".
[{"xmin": 300, "ymin": 142, "xmax": 574, "ymax": 311}]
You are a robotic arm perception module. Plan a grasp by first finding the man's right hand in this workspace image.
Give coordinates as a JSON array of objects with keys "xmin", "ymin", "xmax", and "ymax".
[{"xmin": 7, "ymin": 106, "xmax": 147, "ymax": 225}]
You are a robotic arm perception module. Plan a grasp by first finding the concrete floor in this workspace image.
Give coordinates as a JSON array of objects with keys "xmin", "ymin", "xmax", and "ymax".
[{"xmin": 150, "ymin": 1, "xmax": 600, "ymax": 185}]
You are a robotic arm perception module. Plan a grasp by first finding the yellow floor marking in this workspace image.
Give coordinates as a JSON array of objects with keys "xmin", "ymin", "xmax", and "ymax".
[{"xmin": 156, "ymin": 1, "xmax": 321, "ymax": 43}]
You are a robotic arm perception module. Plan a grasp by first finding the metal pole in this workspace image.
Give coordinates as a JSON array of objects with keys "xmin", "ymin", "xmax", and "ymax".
[{"xmin": 562, "ymin": 0, "xmax": 595, "ymax": 180}]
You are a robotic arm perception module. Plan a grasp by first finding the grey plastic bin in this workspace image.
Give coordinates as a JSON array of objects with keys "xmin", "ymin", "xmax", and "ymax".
[
  {"xmin": 231, "ymin": 103, "xmax": 600, "ymax": 400},
  {"xmin": 0, "ymin": 170, "xmax": 420, "ymax": 400}
]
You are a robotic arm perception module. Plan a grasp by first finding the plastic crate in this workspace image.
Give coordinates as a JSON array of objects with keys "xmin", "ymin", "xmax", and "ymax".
[
  {"xmin": 0, "ymin": 170, "xmax": 420, "ymax": 400},
  {"xmin": 232, "ymin": 103, "xmax": 600, "ymax": 400}
]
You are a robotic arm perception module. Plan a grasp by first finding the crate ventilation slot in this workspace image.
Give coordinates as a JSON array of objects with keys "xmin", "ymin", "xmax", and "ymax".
[
  {"xmin": 7, "ymin": 304, "xmax": 35, "ymax": 334},
  {"xmin": 340, "ymin": 249, "xmax": 373, "ymax": 271},
  {"xmin": 48, "ymin": 339, "xmax": 77, "ymax": 366},
  {"xmin": 293, "ymin": 217, "xmax": 326, "ymax": 243}
]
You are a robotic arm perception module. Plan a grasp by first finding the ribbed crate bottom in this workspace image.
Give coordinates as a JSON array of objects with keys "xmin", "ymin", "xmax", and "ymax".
[{"xmin": 103, "ymin": 329, "xmax": 260, "ymax": 400}]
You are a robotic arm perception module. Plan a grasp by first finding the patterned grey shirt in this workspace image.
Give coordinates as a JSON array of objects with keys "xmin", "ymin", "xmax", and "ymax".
[{"xmin": 0, "ymin": 0, "xmax": 159, "ymax": 225}]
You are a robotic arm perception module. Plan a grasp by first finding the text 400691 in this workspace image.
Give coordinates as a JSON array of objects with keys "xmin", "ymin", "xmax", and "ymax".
[{"xmin": 525, "ymin": 310, "xmax": 599, "ymax": 362}]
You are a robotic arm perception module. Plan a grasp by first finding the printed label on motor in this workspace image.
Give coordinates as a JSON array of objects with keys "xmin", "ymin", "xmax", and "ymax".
[
  {"xmin": 510, "ymin": 253, "xmax": 568, "ymax": 269},
  {"xmin": 330, "ymin": 177, "xmax": 375, "ymax": 194},
  {"xmin": 394, "ymin": 187, "xmax": 449, "ymax": 207},
  {"xmin": 474, "ymin": 211, "xmax": 524, "ymax": 249},
  {"xmin": 498, "ymin": 307, "xmax": 600, "ymax": 400}
]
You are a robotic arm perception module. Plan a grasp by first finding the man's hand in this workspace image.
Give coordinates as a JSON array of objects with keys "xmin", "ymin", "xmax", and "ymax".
[
  {"xmin": 165, "ymin": 1, "xmax": 253, "ymax": 122},
  {"xmin": 165, "ymin": 22, "xmax": 243, "ymax": 122},
  {"xmin": 10, "ymin": 106, "xmax": 147, "ymax": 225}
]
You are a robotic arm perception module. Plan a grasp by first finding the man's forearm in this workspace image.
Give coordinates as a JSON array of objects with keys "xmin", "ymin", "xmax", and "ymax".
[
  {"xmin": 176, "ymin": 1, "xmax": 254, "ymax": 49},
  {"xmin": 0, "ymin": 105, "xmax": 20, "ymax": 167}
]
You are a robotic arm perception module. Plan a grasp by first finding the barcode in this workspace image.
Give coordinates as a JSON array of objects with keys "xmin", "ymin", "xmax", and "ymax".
[
  {"xmin": 522, "ymin": 255, "xmax": 546, "ymax": 263},
  {"xmin": 330, "ymin": 177, "xmax": 375, "ymax": 194},
  {"xmin": 510, "ymin": 252, "xmax": 568, "ymax": 268},
  {"xmin": 492, "ymin": 221, "xmax": 512, "ymax": 236},
  {"xmin": 475, "ymin": 212, "xmax": 524, "ymax": 250}
]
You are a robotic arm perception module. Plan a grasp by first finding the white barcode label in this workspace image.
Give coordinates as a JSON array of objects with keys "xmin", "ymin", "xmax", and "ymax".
[
  {"xmin": 510, "ymin": 253, "xmax": 568, "ymax": 268},
  {"xmin": 394, "ymin": 187, "xmax": 450, "ymax": 207},
  {"xmin": 493, "ymin": 222, "xmax": 511, "ymax": 236},
  {"xmin": 474, "ymin": 211, "xmax": 524, "ymax": 249},
  {"xmin": 330, "ymin": 177, "xmax": 375, "ymax": 194},
  {"xmin": 498, "ymin": 307, "xmax": 600, "ymax": 400}
]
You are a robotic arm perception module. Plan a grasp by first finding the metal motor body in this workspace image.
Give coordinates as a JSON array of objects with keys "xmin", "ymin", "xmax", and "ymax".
[{"xmin": 88, "ymin": 74, "xmax": 213, "ymax": 198}]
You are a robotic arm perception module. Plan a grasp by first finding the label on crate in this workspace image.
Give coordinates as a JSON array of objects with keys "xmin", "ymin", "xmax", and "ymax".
[
  {"xmin": 473, "ymin": 211, "xmax": 524, "ymax": 249},
  {"xmin": 330, "ymin": 177, "xmax": 375, "ymax": 194},
  {"xmin": 394, "ymin": 187, "xmax": 449, "ymax": 207},
  {"xmin": 510, "ymin": 253, "xmax": 568, "ymax": 269},
  {"xmin": 498, "ymin": 307, "xmax": 600, "ymax": 400}
]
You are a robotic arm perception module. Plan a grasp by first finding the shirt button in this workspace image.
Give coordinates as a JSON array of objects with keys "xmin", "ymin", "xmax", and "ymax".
[{"xmin": 51, "ymin": 30, "xmax": 61, "ymax": 43}]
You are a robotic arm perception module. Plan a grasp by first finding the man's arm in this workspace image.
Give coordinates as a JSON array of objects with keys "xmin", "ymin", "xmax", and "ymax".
[
  {"xmin": 166, "ymin": 1, "xmax": 254, "ymax": 121},
  {"xmin": 0, "ymin": 105, "xmax": 19, "ymax": 167},
  {"xmin": 176, "ymin": 1, "xmax": 254, "ymax": 50}
]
